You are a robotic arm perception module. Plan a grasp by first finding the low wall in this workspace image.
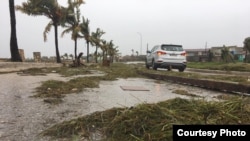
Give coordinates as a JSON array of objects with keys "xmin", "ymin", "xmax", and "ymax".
[{"xmin": 0, "ymin": 62, "xmax": 62, "ymax": 73}]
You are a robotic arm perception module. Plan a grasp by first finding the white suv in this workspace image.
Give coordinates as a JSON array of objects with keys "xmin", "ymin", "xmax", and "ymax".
[{"xmin": 145, "ymin": 44, "xmax": 187, "ymax": 72}]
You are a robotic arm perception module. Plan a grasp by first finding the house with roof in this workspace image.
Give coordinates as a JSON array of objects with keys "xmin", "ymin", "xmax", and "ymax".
[
  {"xmin": 210, "ymin": 46, "xmax": 245, "ymax": 61},
  {"xmin": 185, "ymin": 48, "xmax": 209, "ymax": 62},
  {"xmin": 185, "ymin": 46, "xmax": 245, "ymax": 62}
]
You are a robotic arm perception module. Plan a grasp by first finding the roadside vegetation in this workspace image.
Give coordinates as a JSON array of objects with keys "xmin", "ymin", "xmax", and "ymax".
[
  {"xmin": 141, "ymin": 67, "xmax": 250, "ymax": 85},
  {"xmin": 187, "ymin": 62, "xmax": 250, "ymax": 72}
]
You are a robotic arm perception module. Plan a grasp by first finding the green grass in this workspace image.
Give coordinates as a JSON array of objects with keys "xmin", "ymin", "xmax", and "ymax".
[
  {"xmin": 140, "ymin": 67, "xmax": 250, "ymax": 85},
  {"xmin": 187, "ymin": 62, "xmax": 250, "ymax": 72}
]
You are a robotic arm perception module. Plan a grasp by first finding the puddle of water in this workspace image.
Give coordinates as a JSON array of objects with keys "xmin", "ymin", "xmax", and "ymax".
[{"xmin": 83, "ymin": 78, "xmax": 224, "ymax": 113}]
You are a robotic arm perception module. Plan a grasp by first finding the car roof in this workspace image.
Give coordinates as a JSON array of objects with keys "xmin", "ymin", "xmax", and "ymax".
[{"xmin": 161, "ymin": 44, "xmax": 182, "ymax": 47}]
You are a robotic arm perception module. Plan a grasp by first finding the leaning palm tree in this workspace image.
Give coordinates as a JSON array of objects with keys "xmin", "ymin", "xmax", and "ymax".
[
  {"xmin": 61, "ymin": 0, "xmax": 84, "ymax": 63},
  {"xmin": 9, "ymin": 0, "xmax": 22, "ymax": 62},
  {"xmin": 79, "ymin": 16, "xmax": 91, "ymax": 63},
  {"xmin": 16, "ymin": 0, "xmax": 67, "ymax": 63},
  {"xmin": 91, "ymin": 28, "xmax": 105, "ymax": 63}
]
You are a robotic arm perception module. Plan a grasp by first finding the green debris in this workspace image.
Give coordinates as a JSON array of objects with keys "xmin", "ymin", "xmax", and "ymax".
[
  {"xmin": 40, "ymin": 97, "xmax": 250, "ymax": 141},
  {"xmin": 32, "ymin": 63, "xmax": 144, "ymax": 104},
  {"xmin": 34, "ymin": 76, "xmax": 100, "ymax": 98},
  {"xmin": 172, "ymin": 89, "xmax": 202, "ymax": 97}
]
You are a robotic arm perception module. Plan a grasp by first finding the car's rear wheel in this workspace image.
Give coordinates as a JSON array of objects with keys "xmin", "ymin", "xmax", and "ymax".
[
  {"xmin": 145, "ymin": 61, "xmax": 150, "ymax": 69},
  {"xmin": 152, "ymin": 60, "xmax": 157, "ymax": 70},
  {"xmin": 167, "ymin": 66, "xmax": 172, "ymax": 71},
  {"xmin": 178, "ymin": 68, "xmax": 185, "ymax": 72}
]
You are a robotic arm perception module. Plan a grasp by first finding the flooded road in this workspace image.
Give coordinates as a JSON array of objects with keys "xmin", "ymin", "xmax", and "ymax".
[
  {"xmin": 0, "ymin": 72, "xmax": 227, "ymax": 141},
  {"xmin": 85, "ymin": 78, "xmax": 223, "ymax": 112}
]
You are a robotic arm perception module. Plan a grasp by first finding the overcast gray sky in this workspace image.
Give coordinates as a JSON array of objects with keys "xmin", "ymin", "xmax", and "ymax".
[{"xmin": 1, "ymin": 0, "xmax": 250, "ymax": 58}]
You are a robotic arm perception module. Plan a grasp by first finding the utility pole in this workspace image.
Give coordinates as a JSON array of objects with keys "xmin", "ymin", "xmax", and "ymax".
[
  {"xmin": 137, "ymin": 32, "xmax": 142, "ymax": 55},
  {"xmin": 205, "ymin": 42, "xmax": 207, "ymax": 56}
]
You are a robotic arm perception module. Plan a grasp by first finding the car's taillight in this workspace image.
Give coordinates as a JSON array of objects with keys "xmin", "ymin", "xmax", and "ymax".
[
  {"xmin": 157, "ymin": 51, "xmax": 167, "ymax": 56},
  {"xmin": 181, "ymin": 52, "xmax": 186, "ymax": 56}
]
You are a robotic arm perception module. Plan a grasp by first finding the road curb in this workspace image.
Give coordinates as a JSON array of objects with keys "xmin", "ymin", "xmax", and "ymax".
[
  {"xmin": 186, "ymin": 68, "xmax": 250, "ymax": 76},
  {"xmin": 137, "ymin": 70, "xmax": 250, "ymax": 95}
]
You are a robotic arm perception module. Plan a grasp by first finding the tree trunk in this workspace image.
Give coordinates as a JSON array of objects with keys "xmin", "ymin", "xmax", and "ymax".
[
  {"xmin": 74, "ymin": 39, "xmax": 77, "ymax": 60},
  {"xmin": 54, "ymin": 24, "xmax": 61, "ymax": 63},
  {"xmin": 95, "ymin": 46, "xmax": 98, "ymax": 63},
  {"xmin": 9, "ymin": 0, "xmax": 22, "ymax": 62},
  {"xmin": 87, "ymin": 41, "xmax": 89, "ymax": 63}
]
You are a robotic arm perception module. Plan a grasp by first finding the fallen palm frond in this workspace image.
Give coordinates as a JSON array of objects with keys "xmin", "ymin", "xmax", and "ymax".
[
  {"xmin": 19, "ymin": 66, "xmax": 92, "ymax": 77},
  {"xmin": 40, "ymin": 97, "xmax": 250, "ymax": 141},
  {"xmin": 172, "ymin": 89, "xmax": 203, "ymax": 97},
  {"xmin": 33, "ymin": 76, "xmax": 101, "ymax": 98}
]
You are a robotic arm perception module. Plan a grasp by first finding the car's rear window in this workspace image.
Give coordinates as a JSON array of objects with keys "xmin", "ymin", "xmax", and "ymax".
[{"xmin": 161, "ymin": 45, "xmax": 183, "ymax": 51}]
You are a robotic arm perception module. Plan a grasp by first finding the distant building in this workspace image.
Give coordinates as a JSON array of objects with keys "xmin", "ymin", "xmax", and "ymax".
[
  {"xmin": 210, "ymin": 46, "xmax": 245, "ymax": 61},
  {"xmin": 33, "ymin": 52, "xmax": 41, "ymax": 62},
  {"xmin": 185, "ymin": 46, "xmax": 245, "ymax": 62},
  {"xmin": 185, "ymin": 48, "xmax": 209, "ymax": 62},
  {"xmin": 18, "ymin": 49, "xmax": 25, "ymax": 62}
]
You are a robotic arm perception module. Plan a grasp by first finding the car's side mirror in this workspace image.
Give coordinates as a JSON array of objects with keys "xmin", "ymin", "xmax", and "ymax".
[{"xmin": 147, "ymin": 50, "xmax": 151, "ymax": 53}]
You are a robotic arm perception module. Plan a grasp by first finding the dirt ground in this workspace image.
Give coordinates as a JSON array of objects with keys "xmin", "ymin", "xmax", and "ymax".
[{"xmin": 0, "ymin": 71, "xmax": 226, "ymax": 141}]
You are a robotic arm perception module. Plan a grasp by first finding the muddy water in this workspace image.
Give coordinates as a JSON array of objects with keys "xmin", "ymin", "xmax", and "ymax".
[{"xmin": 0, "ymin": 73, "xmax": 226, "ymax": 141}]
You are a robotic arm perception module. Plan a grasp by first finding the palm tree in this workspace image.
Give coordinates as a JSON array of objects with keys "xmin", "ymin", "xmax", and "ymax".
[
  {"xmin": 100, "ymin": 39, "xmax": 108, "ymax": 63},
  {"xmin": 79, "ymin": 16, "xmax": 91, "ymax": 63},
  {"xmin": 108, "ymin": 46, "xmax": 119, "ymax": 63},
  {"xmin": 135, "ymin": 51, "xmax": 139, "ymax": 56},
  {"xmin": 243, "ymin": 37, "xmax": 250, "ymax": 63},
  {"xmin": 9, "ymin": 0, "xmax": 22, "ymax": 62},
  {"xmin": 100, "ymin": 40, "xmax": 118, "ymax": 64},
  {"xmin": 91, "ymin": 28, "xmax": 105, "ymax": 63},
  {"xmin": 61, "ymin": 55, "xmax": 65, "ymax": 60},
  {"xmin": 63, "ymin": 53, "xmax": 68, "ymax": 60},
  {"xmin": 69, "ymin": 54, "xmax": 74, "ymax": 60},
  {"xmin": 207, "ymin": 49, "xmax": 214, "ymax": 62},
  {"xmin": 16, "ymin": 0, "xmax": 67, "ymax": 63},
  {"xmin": 131, "ymin": 49, "xmax": 134, "ymax": 56},
  {"xmin": 61, "ymin": 0, "xmax": 84, "ymax": 62},
  {"xmin": 221, "ymin": 45, "xmax": 234, "ymax": 63}
]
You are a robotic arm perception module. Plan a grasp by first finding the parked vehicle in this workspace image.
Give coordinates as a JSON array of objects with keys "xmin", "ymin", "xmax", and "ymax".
[{"xmin": 145, "ymin": 44, "xmax": 187, "ymax": 72}]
